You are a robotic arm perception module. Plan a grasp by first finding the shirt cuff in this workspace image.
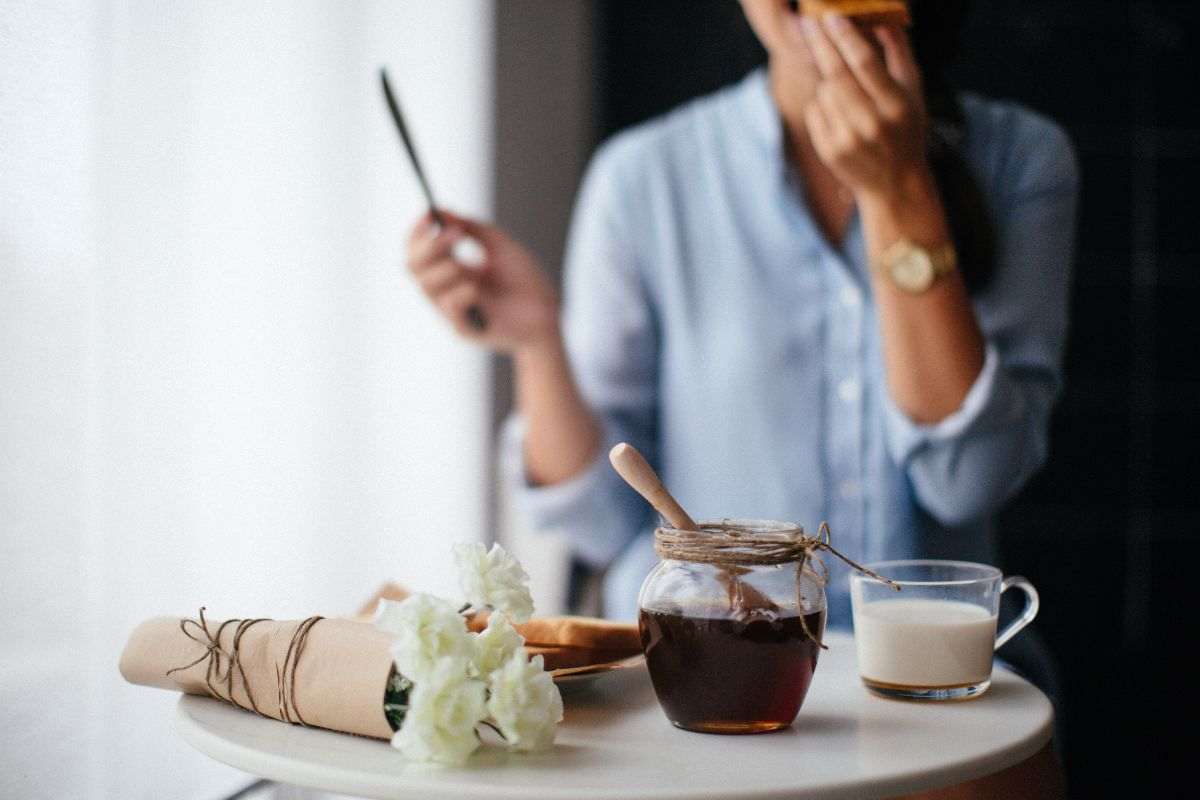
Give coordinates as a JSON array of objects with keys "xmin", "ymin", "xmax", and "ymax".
[
  {"xmin": 498, "ymin": 415, "xmax": 626, "ymax": 567},
  {"xmin": 882, "ymin": 343, "xmax": 1001, "ymax": 464}
]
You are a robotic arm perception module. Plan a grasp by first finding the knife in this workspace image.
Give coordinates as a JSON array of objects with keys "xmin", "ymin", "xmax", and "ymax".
[{"xmin": 380, "ymin": 68, "xmax": 487, "ymax": 331}]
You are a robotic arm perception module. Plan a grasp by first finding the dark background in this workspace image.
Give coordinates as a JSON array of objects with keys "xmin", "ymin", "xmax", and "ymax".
[{"xmin": 590, "ymin": 1, "xmax": 1199, "ymax": 796}]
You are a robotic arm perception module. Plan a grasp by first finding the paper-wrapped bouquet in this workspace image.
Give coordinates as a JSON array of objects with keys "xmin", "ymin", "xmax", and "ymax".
[{"xmin": 119, "ymin": 543, "xmax": 640, "ymax": 764}]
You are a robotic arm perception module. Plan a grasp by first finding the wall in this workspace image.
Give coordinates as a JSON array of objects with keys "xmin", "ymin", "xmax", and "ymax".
[
  {"xmin": 0, "ymin": 1, "xmax": 494, "ymax": 796},
  {"xmin": 492, "ymin": 0, "xmax": 596, "ymax": 615},
  {"xmin": 953, "ymin": 3, "xmax": 1199, "ymax": 795}
]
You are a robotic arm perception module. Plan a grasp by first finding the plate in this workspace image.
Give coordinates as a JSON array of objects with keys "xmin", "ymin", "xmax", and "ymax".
[{"xmin": 551, "ymin": 653, "xmax": 645, "ymax": 690}]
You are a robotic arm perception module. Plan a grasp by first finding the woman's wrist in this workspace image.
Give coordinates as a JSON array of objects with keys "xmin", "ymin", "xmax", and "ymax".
[
  {"xmin": 858, "ymin": 165, "xmax": 942, "ymax": 227},
  {"xmin": 858, "ymin": 165, "xmax": 951, "ymax": 251},
  {"xmin": 514, "ymin": 323, "xmax": 567, "ymax": 372}
]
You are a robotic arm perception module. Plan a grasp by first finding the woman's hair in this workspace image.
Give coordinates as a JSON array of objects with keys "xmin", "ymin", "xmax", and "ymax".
[{"xmin": 909, "ymin": 0, "xmax": 996, "ymax": 292}]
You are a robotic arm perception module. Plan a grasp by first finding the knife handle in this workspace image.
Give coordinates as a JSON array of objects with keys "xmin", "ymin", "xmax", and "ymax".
[
  {"xmin": 466, "ymin": 305, "xmax": 488, "ymax": 332},
  {"xmin": 428, "ymin": 213, "xmax": 486, "ymax": 332}
]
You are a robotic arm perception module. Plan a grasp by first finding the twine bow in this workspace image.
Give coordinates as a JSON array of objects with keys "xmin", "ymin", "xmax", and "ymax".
[{"xmin": 165, "ymin": 607, "xmax": 323, "ymax": 725}]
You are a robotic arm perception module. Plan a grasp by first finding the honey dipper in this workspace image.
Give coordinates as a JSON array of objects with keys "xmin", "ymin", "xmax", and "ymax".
[
  {"xmin": 608, "ymin": 442, "xmax": 779, "ymax": 619},
  {"xmin": 608, "ymin": 442, "xmax": 697, "ymax": 531}
]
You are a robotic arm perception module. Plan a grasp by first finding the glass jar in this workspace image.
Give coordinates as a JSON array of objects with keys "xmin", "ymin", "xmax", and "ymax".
[{"xmin": 637, "ymin": 519, "xmax": 828, "ymax": 734}]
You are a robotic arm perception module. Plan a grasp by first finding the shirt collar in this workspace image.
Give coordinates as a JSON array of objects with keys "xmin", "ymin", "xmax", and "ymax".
[
  {"xmin": 738, "ymin": 67, "xmax": 866, "ymax": 269},
  {"xmin": 738, "ymin": 67, "xmax": 788, "ymax": 175},
  {"xmin": 734, "ymin": 65, "xmax": 792, "ymax": 185}
]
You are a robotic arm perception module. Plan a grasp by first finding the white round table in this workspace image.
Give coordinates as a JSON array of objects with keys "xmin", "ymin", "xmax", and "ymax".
[{"xmin": 175, "ymin": 632, "xmax": 1052, "ymax": 800}]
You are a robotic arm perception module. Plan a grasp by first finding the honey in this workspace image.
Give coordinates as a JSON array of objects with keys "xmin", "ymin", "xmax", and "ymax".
[{"xmin": 638, "ymin": 607, "xmax": 826, "ymax": 734}]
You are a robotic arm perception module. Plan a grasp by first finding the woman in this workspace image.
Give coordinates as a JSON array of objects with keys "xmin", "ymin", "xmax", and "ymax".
[{"xmin": 406, "ymin": 1, "xmax": 1076, "ymax": 629}]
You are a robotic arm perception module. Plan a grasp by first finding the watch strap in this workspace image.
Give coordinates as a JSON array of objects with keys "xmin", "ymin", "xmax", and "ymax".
[{"xmin": 927, "ymin": 241, "xmax": 958, "ymax": 277}]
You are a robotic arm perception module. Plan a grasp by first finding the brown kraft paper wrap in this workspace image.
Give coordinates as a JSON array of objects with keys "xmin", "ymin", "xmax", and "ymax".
[{"xmin": 119, "ymin": 612, "xmax": 395, "ymax": 740}]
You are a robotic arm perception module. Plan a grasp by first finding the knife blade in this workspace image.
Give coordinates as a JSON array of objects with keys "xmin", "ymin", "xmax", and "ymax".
[
  {"xmin": 380, "ymin": 68, "xmax": 487, "ymax": 332},
  {"xmin": 380, "ymin": 68, "xmax": 444, "ymax": 227}
]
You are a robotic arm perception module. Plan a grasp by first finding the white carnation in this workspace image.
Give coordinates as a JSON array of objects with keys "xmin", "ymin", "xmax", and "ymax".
[
  {"xmin": 377, "ymin": 593, "xmax": 473, "ymax": 683},
  {"xmin": 391, "ymin": 656, "xmax": 486, "ymax": 765},
  {"xmin": 453, "ymin": 542, "xmax": 535, "ymax": 624},
  {"xmin": 486, "ymin": 652, "xmax": 563, "ymax": 752},
  {"xmin": 471, "ymin": 613, "xmax": 525, "ymax": 678}
]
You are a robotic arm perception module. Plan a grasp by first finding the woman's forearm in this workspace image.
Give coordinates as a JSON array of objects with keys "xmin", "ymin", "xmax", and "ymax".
[
  {"xmin": 859, "ymin": 170, "xmax": 986, "ymax": 425},
  {"xmin": 514, "ymin": 332, "xmax": 602, "ymax": 486},
  {"xmin": 792, "ymin": 20, "xmax": 986, "ymax": 425}
]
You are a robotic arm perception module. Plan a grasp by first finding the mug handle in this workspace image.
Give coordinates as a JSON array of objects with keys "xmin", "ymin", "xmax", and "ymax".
[{"xmin": 994, "ymin": 575, "xmax": 1040, "ymax": 651}]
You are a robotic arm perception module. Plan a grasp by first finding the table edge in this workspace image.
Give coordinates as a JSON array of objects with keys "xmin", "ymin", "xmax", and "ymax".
[{"xmin": 176, "ymin": 681, "xmax": 1054, "ymax": 800}]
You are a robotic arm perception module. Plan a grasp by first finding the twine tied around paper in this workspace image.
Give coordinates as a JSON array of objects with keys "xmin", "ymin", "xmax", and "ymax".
[
  {"xmin": 165, "ymin": 607, "xmax": 324, "ymax": 725},
  {"xmin": 654, "ymin": 521, "xmax": 899, "ymax": 647}
]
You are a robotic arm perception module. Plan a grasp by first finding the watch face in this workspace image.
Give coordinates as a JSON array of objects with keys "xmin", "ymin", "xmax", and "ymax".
[{"xmin": 891, "ymin": 249, "xmax": 934, "ymax": 293}]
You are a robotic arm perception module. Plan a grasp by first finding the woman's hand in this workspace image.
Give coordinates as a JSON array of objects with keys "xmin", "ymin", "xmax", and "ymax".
[
  {"xmin": 405, "ymin": 210, "xmax": 560, "ymax": 354},
  {"xmin": 407, "ymin": 210, "xmax": 599, "ymax": 485},
  {"xmin": 800, "ymin": 15, "xmax": 930, "ymax": 204}
]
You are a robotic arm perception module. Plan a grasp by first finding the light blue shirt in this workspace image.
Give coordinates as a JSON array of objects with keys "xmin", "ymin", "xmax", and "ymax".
[{"xmin": 502, "ymin": 69, "xmax": 1078, "ymax": 625}]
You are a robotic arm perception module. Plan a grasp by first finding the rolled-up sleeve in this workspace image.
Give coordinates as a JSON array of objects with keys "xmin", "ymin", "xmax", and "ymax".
[
  {"xmin": 882, "ymin": 116, "xmax": 1079, "ymax": 527},
  {"xmin": 498, "ymin": 139, "xmax": 658, "ymax": 568}
]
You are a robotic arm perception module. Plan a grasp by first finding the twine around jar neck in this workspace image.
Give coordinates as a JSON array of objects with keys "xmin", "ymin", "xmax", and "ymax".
[
  {"xmin": 654, "ymin": 521, "xmax": 898, "ymax": 648},
  {"xmin": 654, "ymin": 520, "xmax": 900, "ymax": 588}
]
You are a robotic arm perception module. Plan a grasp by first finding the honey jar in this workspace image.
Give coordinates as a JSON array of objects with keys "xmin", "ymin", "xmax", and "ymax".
[{"xmin": 637, "ymin": 519, "xmax": 828, "ymax": 734}]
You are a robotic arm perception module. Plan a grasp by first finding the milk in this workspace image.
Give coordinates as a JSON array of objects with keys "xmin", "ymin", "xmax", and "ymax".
[{"xmin": 854, "ymin": 599, "xmax": 997, "ymax": 688}]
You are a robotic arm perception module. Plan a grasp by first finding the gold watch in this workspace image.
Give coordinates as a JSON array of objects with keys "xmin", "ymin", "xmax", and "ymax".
[{"xmin": 876, "ymin": 238, "xmax": 957, "ymax": 294}]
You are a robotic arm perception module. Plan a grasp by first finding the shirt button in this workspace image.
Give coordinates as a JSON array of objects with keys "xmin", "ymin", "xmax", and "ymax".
[
  {"xmin": 839, "ymin": 285, "xmax": 862, "ymax": 308},
  {"xmin": 839, "ymin": 480, "xmax": 861, "ymax": 499},
  {"xmin": 838, "ymin": 378, "xmax": 861, "ymax": 403}
]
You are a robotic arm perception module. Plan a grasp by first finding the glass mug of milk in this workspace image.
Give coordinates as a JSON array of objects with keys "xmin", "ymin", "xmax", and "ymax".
[{"xmin": 850, "ymin": 560, "xmax": 1039, "ymax": 701}]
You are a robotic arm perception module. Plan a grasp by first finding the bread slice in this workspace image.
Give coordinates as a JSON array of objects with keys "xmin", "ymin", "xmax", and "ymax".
[
  {"xmin": 799, "ymin": 0, "xmax": 911, "ymax": 27},
  {"xmin": 473, "ymin": 611, "xmax": 642, "ymax": 653},
  {"xmin": 355, "ymin": 584, "xmax": 643, "ymax": 670}
]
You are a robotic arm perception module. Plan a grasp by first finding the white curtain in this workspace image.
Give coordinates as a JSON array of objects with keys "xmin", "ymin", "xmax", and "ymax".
[{"xmin": 0, "ymin": 1, "xmax": 495, "ymax": 797}]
